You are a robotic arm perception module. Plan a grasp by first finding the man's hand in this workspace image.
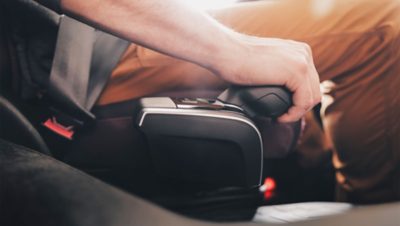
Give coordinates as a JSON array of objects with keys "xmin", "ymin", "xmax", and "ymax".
[
  {"xmin": 60, "ymin": 0, "xmax": 320, "ymax": 122},
  {"xmin": 215, "ymin": 35, "xmax": 321, "ymax": 122}
]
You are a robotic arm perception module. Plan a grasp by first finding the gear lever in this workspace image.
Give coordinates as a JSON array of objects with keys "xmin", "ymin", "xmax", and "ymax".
[{"xmin": 217, "ymin": 86, "xmax": 292, "ymax": 118}]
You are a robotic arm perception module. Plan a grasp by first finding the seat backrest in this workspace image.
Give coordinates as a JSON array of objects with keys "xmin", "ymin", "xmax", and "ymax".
[
  {"xmin": 0, "ymin": 96, "xmax": 51, "ymax": 155},
  {"xmin": 0, "ymin": 4, "xmax": 51, "ymax": 155},
  {"xmin": 0, "ymin": 3, "xmax": 11, "ymax": 97}
]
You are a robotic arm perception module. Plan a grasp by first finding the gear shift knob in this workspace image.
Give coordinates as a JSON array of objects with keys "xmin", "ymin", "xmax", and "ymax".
[{"xmin": 217, "ymin": 86, "xmax": 292, "ymax": 118}]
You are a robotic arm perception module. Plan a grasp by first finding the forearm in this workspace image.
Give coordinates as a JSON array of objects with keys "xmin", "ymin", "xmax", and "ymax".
[
  {"xmin": 60, "ymin": 0, "xmax": 242, "ymax": 73},
  {"xmin": 56, "ymin": 0, "xmax": 321, "ymax": 122}
]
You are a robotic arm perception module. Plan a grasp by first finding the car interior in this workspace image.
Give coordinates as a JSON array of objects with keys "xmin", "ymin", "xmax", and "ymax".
[{"xmin": 1, "ymin": 0, "xmax": 400, "ymax": 226}]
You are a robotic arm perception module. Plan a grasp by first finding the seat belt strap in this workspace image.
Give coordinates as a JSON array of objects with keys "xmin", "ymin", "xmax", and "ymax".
[
  {"xmin": 86, "ymin": 31, "xmax": 130, "ymax": 109},
  {"xmin": 48, "ymin": 15, "xmax": 95, "ymax": 123},
  {"xmin": 45, "ymin": 16, "xmax": 129, "ymax": 140}
]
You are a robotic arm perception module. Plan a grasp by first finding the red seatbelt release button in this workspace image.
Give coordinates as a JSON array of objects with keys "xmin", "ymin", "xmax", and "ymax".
[{"xmin": 43, "ymin": 117, "xmax": 75, "ymax": 140}]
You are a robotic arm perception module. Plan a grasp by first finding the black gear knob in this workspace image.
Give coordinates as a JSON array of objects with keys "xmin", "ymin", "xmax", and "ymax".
[{"xmin": 217, "ymin": 86, "xmax": 292, "ymax": 118}]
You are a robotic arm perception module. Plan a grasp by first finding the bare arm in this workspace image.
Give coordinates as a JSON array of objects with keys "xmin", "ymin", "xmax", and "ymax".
[{"xmin": 60, "ymin": 0, "xmax": 321, "ymax": 122}]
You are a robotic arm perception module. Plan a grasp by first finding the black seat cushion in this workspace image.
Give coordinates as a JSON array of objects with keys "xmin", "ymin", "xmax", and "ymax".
[{"xmin": 1, "ymin": 139, "xmax": 400, "ymax": 226}]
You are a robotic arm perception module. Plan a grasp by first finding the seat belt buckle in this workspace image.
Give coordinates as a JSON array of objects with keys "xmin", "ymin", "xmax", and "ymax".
[
  {"xmin": 42, "ymin": 110, "xmax": 84, "ymax": 140},
  {"xmin": 43, "ymin": 117, "xmax": 75, "ymax": 140}
]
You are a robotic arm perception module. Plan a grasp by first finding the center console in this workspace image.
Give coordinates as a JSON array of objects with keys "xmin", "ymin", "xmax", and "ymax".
[{"xmin": 136, "ymin": 86, "xmax": 292, "ymax": 188}]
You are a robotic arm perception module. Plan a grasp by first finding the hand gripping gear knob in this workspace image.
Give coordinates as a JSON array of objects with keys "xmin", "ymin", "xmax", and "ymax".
[{"xmin": 217, "ymin": 86, "xmax": 292, "ymax": 118}]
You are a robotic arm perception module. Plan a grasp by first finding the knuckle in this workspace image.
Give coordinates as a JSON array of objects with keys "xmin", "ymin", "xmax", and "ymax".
[
  {"xmin": 299, "ymin": 44, "xmax": 312, "ymax": 60},
  {"xmin": 307, "ymin": 98, "xmax": 315, "ymax": 108},
  {"xmin": 232, "ymin": 72, "xmax": 252, "ymax": 85},
  {"xmin": 304, "ymin": 43, "xmax": 312, "ymax": 53},
  {"xmin": 296, "ymin": 58, "xmax": 309, "ymax": 75},
  {"xmin": 298, "ymin": 102, "xmax": 311, "ymax": 112}
]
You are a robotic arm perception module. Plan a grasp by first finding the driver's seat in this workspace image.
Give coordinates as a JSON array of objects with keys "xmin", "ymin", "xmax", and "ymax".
[{"xmin": 6, "ymin": 139, "xmax": 399, "ymax": 226}]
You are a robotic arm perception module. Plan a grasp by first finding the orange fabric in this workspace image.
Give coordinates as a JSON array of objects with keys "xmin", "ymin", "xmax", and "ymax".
[{"xmin": 98, "ymin": 0, "xmax": 400, "ymax": 203}]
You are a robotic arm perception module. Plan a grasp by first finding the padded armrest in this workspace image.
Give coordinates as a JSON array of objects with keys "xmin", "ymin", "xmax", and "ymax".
[
  {"xmin": 135, "ymin": 88, "xmax": 300, "ymax": 188},
  {"xmin": 137, "ymin": 97, "xmax": 263, "ymax": 188}
]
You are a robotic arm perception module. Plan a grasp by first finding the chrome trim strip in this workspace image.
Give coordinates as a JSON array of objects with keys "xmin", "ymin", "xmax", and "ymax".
[
  {"xmin": 138, "ymin": 108, "xmax": 263, "ymax": 185},
  {"xmin": 217, "ymin": 102, "xmax": 245, "ymax": 113}
]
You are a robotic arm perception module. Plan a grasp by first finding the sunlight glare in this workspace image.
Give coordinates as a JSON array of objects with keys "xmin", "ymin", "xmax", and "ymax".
[
  {"xmin": 311, "ymin": 0, "xmax": 335, "ymax": 17},
  {"xmin": 187, "ymin": 0, "xmax": 238, "ymax": 10}
]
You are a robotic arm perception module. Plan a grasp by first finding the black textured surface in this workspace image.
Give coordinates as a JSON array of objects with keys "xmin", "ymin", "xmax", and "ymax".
[
  {"xmin": 0, "ymin": 96, "xmax": 50, "ymax": 155},
  {"xmin": 2, "ymin": 139, "xmax": 400, "ymax": 226},
  {"xmin": 140, "ymin": 113, "xmax": 262, "ymax": 188}
]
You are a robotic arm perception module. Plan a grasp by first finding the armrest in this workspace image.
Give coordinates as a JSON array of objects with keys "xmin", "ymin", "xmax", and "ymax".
[{"xmin": 136, "ymin": 86, "xmax": 296, "ymax": 188}]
